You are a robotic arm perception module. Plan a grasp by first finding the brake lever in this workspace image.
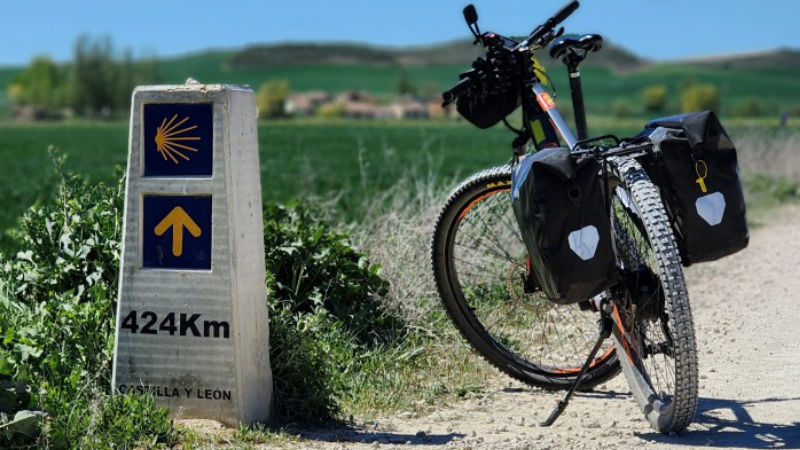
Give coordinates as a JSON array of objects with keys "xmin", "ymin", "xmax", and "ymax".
[{"xmin": 535, "ymin": 27, "xmax": 565, "ymax": 48}]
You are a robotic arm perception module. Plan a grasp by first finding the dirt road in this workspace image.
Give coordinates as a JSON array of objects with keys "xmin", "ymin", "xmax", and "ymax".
[{"xmin": 286, "ymin": 204, "xmax": 800, "ymax": 450}]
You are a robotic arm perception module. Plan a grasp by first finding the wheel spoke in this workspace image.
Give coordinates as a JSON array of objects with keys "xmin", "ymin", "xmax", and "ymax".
[{"xmin": 449, "ymin": 182, "xmax": 613, "ymax": 370}]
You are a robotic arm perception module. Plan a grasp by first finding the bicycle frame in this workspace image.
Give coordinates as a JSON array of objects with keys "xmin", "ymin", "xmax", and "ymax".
[
  {"xmin": 518, "ymin": 77, "xmax": 652, "ymax": 162},
  {"xmin": 522, "ymin": 81, "xmax": 579, "ymax": 151}
]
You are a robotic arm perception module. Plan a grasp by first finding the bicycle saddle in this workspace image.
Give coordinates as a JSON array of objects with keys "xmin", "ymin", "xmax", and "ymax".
[{"xmin": 549, "ymin": 34, "xmax": 603, "ymax": 59}]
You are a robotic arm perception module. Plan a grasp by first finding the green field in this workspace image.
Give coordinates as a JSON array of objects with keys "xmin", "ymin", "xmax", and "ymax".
[
  {"xmin": 1, "ymin": 117, "xmax": 796, "ymax": 251},
  {"xmin": 0, "ymin": 120, "xmax": 508, "ymax": 246}
]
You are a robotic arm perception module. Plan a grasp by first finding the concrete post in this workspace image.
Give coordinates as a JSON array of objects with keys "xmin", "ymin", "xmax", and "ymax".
[{"xmin": 112, "ymin": 82, "xmax": 272, "ymax": 425}]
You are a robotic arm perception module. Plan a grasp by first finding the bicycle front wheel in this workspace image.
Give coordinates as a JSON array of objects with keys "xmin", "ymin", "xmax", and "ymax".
[
  {"xmin": 609, "ymin": 157, "xmax": 699, "ymax": 433},
  {"xmin": 431, "ymin": 165, "xmax": 620, "ymax": 390}
]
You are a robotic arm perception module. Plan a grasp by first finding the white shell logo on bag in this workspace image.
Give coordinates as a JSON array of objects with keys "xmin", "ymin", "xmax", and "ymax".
[
  {"xmin": 568, "ymin": 225, "xmax": 600, "ymax": 261},
  {"xmin": 696, "ymin": 192, "xmax": 726, "ymax": 226}
]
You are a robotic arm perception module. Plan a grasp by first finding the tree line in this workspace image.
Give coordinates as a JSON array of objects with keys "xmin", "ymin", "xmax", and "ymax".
[{"xmin": 8, "ymin": 35, "xmax": 158, "ymax": 118}]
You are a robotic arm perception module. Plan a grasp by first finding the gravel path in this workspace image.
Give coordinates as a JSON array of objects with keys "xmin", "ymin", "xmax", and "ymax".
[{"xmin": 285, "ymin": 204, "xmax": 800, "ymax": 450}]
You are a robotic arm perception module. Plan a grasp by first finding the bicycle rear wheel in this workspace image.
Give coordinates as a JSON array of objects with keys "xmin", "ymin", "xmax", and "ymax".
[
  {"xmin": 431, "ymin": 165, "xmax": 620, "ymax": 390},
  {"xmin": 609, "ymin": 157, "xmax": 698, "ymax": 433}
]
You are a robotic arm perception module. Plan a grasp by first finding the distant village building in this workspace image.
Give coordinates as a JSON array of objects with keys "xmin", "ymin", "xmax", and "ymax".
[
  {"xmin": 285, "ymin": 91, "xmax": 331, "ymax": 116},
  {"xmin": 343, "ymin": 101, "xmax": 392, "ymax": 119},
  {"xmin": 283, "ymin": 89, "xmax": 454, "ymax": 120},
  {"xmin": 427, "ymin": 99, "xmax": 460, "ymax": 119},
  {"xmin": 391, "ymin": 95, "xmax": 429, "ymax": 119},
  {"xmin": 336, "ymin": 90, "xmax": 378, "ymax": 105}
]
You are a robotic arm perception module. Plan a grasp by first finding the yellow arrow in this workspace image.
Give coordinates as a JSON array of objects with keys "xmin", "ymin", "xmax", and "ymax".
[{"xmin": 154, "ymin": 206, "xmax": 202, "ymax": 257}]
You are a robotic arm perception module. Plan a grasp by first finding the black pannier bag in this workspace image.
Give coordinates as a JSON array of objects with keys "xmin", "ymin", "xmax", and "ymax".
[
  {"xmin": 639, "ymin": 110, "xmax": 748, "ymax": 265},
  {"xmin": 511, "ymin": 148, "xmax": 617, "ymax": 304},
  {"xmin": 456, "ymin": 74, "xmax": 521, "ymax": 129}
]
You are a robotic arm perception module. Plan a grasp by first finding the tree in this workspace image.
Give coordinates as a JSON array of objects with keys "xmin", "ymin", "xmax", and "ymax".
[
  {"xmin": 256, "ymin": 81, "xmax": 289, "ymax": 119},
  {"xmin": 9, "ymin": 35, "xmax": 160, "ymax": 119},
  {"xmin": 71, "ymin": 34, "xmax": 116, "ymax": 116},
  {"xmin": 9, "ymin": 56, "xmax": 64, "ymax": 113},
  {"xmin": 396, "ymin": 67, "xmax": 415, "ymax": 96},
  {"xmin": 642, "ymin": 85, "xmax": 668, "ymax": 113},
  {"xmin": 113, "ymin": 49, "xmax": 135, "ymax": 113},
  {"xmin": 681, "ymin": 84, "xmax": 719, "ymax": 113}
]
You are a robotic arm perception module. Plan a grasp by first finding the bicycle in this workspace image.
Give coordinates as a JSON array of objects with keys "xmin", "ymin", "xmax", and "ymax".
[{"xmin": 431, "ymin": 1, "xmax": 699, "ymax": 432}]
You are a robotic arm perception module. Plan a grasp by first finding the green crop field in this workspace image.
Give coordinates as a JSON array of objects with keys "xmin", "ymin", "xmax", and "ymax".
[
  {"xmin": 1, "ymin": 117, "xmax": 795, "ymax": 251},
  {"xmin": 0, "ymin": 120, "xmax": 512, "ymax": 248}
]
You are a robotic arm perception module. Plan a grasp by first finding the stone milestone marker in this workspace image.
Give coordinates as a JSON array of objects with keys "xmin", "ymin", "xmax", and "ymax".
[{"xmin": 112, "ymin": 82, "xmax": 272, "ymax": 424}]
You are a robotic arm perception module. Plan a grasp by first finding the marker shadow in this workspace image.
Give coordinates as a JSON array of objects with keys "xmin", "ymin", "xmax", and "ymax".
[{"xmin": 290, "ymin": 425, "xmax": 465, "ymax": 446}]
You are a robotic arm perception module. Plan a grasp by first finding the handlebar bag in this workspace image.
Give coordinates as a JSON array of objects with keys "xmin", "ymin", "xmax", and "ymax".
[
  {"xmin": 456, "ymin": 78, "xmax": 520, "ymax": 129},
  {"xmin": 511, "ymin": 147, "xmax": 617, "ymax": 304},
  {"xmin": 639, "ymin": 110, "xmax": 748, "ymax": 265}
]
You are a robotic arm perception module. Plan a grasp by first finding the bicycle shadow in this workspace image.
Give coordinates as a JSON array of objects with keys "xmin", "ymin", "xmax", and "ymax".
[{"xmin": 636, "ymin": 396, "xmax": 800, "ymax": 449}]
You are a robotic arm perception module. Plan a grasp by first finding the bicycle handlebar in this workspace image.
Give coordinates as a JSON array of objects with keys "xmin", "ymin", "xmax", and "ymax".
[
  {"xmin": 552, "ymin": 1, "xmax": 580, "ymax": 26},
  {"xmin": 442, "ymin": 75, "xmax": 475, "ymax": 106},
  {"xmin": 517, "ymin": 0, "xmax": 579, "ymax": 49},
  {"xmin": 441, "ymin": 1, "xmax": 580, "ymax": 105}
]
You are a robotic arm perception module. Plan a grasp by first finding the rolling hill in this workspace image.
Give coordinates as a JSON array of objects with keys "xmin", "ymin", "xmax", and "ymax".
[
  {"xmin": 2, "ymin": 41, "xmax": 799, "ymax": 117},
  {"xmin": 227, "ymin": 39, "xmax": 642, "ymax": 70}
]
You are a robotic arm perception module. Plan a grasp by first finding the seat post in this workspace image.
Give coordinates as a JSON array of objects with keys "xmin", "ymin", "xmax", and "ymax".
[{"xmin": 566, "ymin": 61, "xmax": 588, "ymax": 141}]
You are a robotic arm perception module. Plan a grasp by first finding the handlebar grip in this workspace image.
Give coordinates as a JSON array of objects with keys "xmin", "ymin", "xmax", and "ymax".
[
  {"xmin": 517, "ymin": 0, "xmax": 579, "ymax": 50},
  {"xmin": 442, "ymin": 76, "xmax": 474, "ymax": 106},
  {"xmin": 552, "ymin": 1, "xmax": 579, "ymax": 25}
]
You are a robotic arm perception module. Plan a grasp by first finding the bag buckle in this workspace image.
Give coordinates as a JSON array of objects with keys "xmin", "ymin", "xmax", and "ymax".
[{"xmin": 568, "ymin": 183, "xmax": 581, "ymax": 206}]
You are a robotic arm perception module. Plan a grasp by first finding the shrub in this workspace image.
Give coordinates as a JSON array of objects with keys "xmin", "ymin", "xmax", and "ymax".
[
  {"xmin": 642, "ymin": 85, "xmax": 668, "ymax": 113},
  {"xmin": 735, "ymin": 97, "xmax": 765, "ymax": 117},
  {"xmin": 681, "ymin": 83, "xmax": 719, "ymax": 112},
  {"xmin": 263, "ymin": 202, "xmax": 396, "ymax": 344},
  {"xmin": 263, "ymin": 201, "xmax": 408, "ymax": 422},
  {"xmin": 257, "ymin": 80, "xmax": 289, "ymax": 119},
  {"xmin": 611, "ymin": 99, "xmax": 634, "ymax": 118},
  {"xmin": 746, "ymin": 173, "xmax": 800, "ymax": 203},
  {"xmin": 1, "ymin": 150, "xmax": 122, "ymax": 306},
  {"xmin": 0, "ymin": 150, "xmax": 174, "ymax": 447},
  {"xmin": 316, "ymin": 102, "xmax": 345, "ymax": 118}
]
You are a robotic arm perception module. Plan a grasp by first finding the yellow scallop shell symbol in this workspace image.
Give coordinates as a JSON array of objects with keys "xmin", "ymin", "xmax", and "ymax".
[{"xmin": 154, "ymin": 114, "xmax": 201, "ymax": 164}]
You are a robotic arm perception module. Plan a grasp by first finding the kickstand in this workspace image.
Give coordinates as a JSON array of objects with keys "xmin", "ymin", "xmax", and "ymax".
[{"xmin": 540, "ymin": 312, "xmax": 613, "ymax": 427}]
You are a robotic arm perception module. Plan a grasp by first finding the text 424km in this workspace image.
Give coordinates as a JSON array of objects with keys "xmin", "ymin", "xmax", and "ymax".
[{"xmin": 121, "ymin": 310, "xmax": 230, "ymax": 339}]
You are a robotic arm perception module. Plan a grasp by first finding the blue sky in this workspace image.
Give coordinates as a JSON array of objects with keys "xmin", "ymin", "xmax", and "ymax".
[{"xmin": 3, "ymin": 0, "xmax": 799, "ymax": 65}]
